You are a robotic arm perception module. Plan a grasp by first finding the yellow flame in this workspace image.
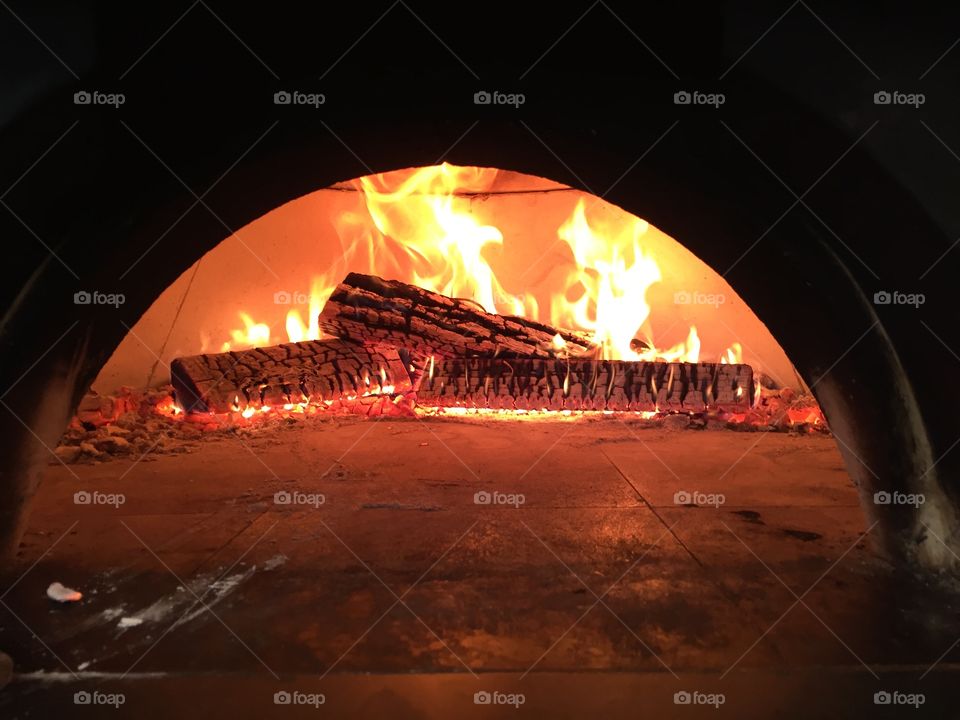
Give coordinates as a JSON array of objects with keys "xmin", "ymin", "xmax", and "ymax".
[
  {"xmin": 719, "ymin": 342, "xmax": 743, "ymax": 364},
  {"xmin": 554, "ymin": 199, "xmax": 661, "ymax": 360},
  {"xmin": 285, "ymin": 277, "xmax": 334, "ymax": 344},
  {"xmin": 221, "ymin": 164, "xmax": 744, "ymax": 367},
  {"xmin": 222, "ymin": 312, "xmax": 270, "ymax": 352},
  {"xmin": 636, "ymin": 326, "xmax": 701, "ymax": 363},
  {"xmin": 358, "ymin": 165, "xmax": 511, "ymax": 314}
]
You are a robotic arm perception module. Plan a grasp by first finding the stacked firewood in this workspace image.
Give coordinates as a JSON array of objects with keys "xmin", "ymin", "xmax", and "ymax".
[{"xmin": 171, "ymin": 273, "xmax": 755, "ymax": 416}]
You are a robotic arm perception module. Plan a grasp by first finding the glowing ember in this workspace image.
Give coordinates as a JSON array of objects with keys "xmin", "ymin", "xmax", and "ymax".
[{"xmin": 424, "ymin": 406, "xmax": 662, "ymax": 420}]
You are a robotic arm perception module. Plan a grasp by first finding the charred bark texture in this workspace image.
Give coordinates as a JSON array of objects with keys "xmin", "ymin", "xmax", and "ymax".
[
  {"xmin": 174, "ymin": 276, "xmax": 752, "ymax": 415},
  {"xmin": 171, "ymin": 339, "xmax": 411, "ymax": 413},
  {"xmin": 317, "ymin": 272, "xmax": 596, "ymax": 358},
  {"xmin": 415, "ymin": 357, "xmax": 753, "ymax": 411}
]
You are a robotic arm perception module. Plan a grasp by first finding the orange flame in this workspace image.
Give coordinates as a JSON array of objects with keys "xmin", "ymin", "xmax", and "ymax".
[
  {"xmin": 222, "ymin": 312, "xmax": 270, "ymax": 352},
  {"xmin": 358, "ymin": 165, "xmax": 511, "ymax": 314},
  {"xmin": 553, "ymin": 198, "xmax": 661, "ymax": 359},
  {"xmin": 221, "ymin": 164, "xmax": 747, "ymax": 367},
  {"xmin": 284, "ymin": 277, "xmax": 332, "ymax": 344}
]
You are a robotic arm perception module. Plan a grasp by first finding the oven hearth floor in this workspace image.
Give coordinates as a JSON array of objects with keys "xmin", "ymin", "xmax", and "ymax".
[{"xmin": 3, "ymin": 420, "xmax": 956, "ymax": 717}]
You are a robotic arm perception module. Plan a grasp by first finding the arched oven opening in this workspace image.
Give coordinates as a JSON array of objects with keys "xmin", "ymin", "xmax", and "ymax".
[
  {"xmin": 95, "ymin": 164, "xmax": 814, "ymax": 426},
  {"xmin": 6, "ymin": 156, "xmax": 951, "ymax": 695},
  {"xmin": 2, "ymin": 28, "xmax": 959, "ymax": 705}
]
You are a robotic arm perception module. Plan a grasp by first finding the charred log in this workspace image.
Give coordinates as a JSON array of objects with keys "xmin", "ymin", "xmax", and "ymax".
[
  {"xmin": 317, "ymin": 272, "xmax": 597, "ymax": 358},
  {"xmin": 414, "ymin": 357, "xmax": 753, "ymax": 412},
  {"xmin": 173, "ymin": 275, "xmax": 753, "ymax": 416},
  {"xmin": 171, "ymin": 339, "xmax": 411, "ymax": 413}
]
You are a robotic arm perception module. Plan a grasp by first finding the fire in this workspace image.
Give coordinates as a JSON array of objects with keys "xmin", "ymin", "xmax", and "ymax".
[
  {"xmin": 221, "ymin": 163, "xmax": 745, "ymax": 366},
  {"xmin": 719, "ymin": 342, "xmax": 743, "ymax": 364},
  {"xmin": 554, "ymin": 198, "xmax": 659, "ymax": 359},
  {"xmin": 637, "ymin": 325, "xmax": 702, "ymax": 363},
  {"xmin": 359, "ymin": 165, "xmax": 510, "ymax": 313},
  {"xmin": 284, "ymin": 277, "xmax": 331, "ymax": 344},
  {"xmin": 222, "ymin": 312, "xmax": 271, "ymax": 352}
]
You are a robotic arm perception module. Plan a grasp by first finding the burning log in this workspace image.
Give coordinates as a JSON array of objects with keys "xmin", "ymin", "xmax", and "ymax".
[
  {"xmin": 171, "ymin": 274, "xmax": 753, "ymax": 417},
  {"xmin": 415, "ymin": 357, "xmax": 753, "ymax": 412},
  {"xmin": 171, "ymin": 339, "xmax": 411, "ymax": 413},
  {"xmin": 317, "ymin": 272, "xmax": 596, "ymax": 358}
]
